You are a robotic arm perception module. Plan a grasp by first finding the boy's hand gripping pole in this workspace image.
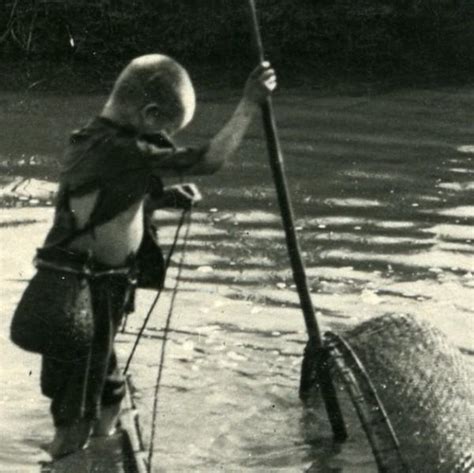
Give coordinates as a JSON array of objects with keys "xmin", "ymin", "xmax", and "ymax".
[{"xmin": 246, "ymin": 0, "xmax": 347, "ymax": 442}]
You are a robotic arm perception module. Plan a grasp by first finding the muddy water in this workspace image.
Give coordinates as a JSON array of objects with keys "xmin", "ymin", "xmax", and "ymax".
[{"xmin": 0, "ymin": 87, "xmax": 473, "ymax": 472}]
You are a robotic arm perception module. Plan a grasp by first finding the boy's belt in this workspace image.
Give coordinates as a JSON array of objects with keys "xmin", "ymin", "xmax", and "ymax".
[{"xmin": 34, "ymin": 246, "xmax": 137, "ymax": 281}]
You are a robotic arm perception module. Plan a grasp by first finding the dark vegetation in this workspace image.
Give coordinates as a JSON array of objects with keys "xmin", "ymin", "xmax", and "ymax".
[{"xmin": 1, "ymin": 0, "xmax": 473, "ymax": 92}]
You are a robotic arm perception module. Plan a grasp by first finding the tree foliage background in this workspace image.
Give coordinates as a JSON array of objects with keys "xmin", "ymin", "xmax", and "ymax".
[{"xmin": 1, "ymin": 0, "xmax": 473, "ymax": 86}]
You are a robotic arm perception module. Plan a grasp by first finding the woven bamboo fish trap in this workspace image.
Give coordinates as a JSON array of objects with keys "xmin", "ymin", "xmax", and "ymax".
[{"xmin": 324, "ymin": 313, "xmax": 474, "ymax": 473}]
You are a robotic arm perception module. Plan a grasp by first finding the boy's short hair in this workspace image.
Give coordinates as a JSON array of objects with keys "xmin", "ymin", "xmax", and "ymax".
[{"xmin": 110, "ymin": 54, "xmax": 195, "ymax": 129}]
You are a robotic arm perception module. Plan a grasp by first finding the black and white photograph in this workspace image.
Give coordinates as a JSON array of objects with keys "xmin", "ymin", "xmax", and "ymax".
[{"xmin": 0, "ymin": 1, "xmax": 473, "ymax": 472}]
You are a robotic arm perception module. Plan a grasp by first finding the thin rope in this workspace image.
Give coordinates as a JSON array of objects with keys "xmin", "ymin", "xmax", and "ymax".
[
  {"xmin": 123, "ymin": 208, "xmax": 189, "ymax": 375},
  {"xmin": 147, "ymin": 209, "xmax": 193, "ymax": 472}
]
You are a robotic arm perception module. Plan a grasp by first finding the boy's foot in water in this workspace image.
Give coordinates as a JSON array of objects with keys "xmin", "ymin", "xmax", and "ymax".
[
  {"xmin": 92, "ymin": 402, "xmax": 121, "ymax": 437},
  {"xmin": 49, "ymin": 420, "xmax": 92, "ymax": 459}
]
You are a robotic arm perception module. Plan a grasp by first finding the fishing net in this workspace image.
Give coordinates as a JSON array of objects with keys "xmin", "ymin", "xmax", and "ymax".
[{"xmin": 324, "ymin": 313, "xmax": 474, "ymax": 473}]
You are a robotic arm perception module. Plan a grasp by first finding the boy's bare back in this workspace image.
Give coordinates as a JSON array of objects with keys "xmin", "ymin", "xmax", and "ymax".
[{"xmin": 68, "ymin": 192, "xmax": 145, "ymax": 266}]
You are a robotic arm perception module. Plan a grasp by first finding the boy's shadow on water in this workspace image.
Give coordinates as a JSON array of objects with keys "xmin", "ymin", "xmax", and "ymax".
[{"xmin": 39, "ymin": 434, "xmax": 126, "ymax": 473}]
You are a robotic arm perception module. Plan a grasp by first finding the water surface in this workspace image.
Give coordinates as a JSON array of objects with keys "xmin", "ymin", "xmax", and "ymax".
[{"xmin": 0, "ymin": 86, "xmax": 472, "ymax": 471}]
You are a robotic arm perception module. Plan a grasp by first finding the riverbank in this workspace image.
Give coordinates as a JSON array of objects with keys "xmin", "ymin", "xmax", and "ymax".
[{"xmin": 2, "ymin": 57, "xmax": 474, "ymax": 97}]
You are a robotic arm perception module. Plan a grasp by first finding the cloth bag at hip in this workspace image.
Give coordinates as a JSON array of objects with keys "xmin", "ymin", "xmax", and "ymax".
[{"xmin": 10, "ymin": 251, "xmax": 94, "ymax": 361}]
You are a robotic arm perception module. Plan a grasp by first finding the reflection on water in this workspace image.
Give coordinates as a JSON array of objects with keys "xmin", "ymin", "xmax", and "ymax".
[
  {"xmin": 0, "ymin": 87, "xmax": 473, "ymax": 471},
  {"xmin": 120, "ymin": 310, "xmax": 377, "ymax": 472}
]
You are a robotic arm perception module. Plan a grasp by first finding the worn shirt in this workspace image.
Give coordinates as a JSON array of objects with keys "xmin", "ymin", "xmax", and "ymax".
[{"xmin": 44, "ymin": 117, "xmax": 207, "ymax": 250}]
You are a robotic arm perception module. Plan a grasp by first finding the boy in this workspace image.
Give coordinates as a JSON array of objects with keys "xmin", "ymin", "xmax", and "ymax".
[{"xmin": 15, "ymin": 54, "xmax": 276, "ymax": 458}]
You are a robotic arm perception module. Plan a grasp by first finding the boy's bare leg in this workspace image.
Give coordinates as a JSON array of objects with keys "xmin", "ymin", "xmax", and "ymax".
[
  {"xmin": 92, "ymin": 401, "xmax": 121, "ymax": 437},
  {"xmin": 49, "ymin": 419, "xmax": 92, "ymax": 459}
]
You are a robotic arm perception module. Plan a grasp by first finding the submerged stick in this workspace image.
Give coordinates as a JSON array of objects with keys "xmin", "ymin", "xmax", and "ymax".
[{"xmin": 246, "ymin": 0, "xmax": 347, "ymax": 442}]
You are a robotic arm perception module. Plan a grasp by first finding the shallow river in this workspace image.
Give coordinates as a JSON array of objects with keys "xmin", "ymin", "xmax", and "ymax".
[{"xmin": 0, "ymin": 86, "xmax": 472, "ymax": 472}]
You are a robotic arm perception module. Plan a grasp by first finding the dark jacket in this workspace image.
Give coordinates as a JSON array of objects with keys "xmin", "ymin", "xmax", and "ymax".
[{"xmin": 44, "ymin": 116, "xmax": 207, "ymax": 249}]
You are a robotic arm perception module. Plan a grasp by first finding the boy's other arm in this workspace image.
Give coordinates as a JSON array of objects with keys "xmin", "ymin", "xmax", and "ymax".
[
  {"xmin": 188, "ymin": 62, "xmax": 277, "ymax": 175},
  {"xmin": 145, "ymin": 63, "xmax": 276, "ymax": 177},
  {"xmin": 147, "ymin": 99, "xmax": 258, "ymax": 177},
  {"xmin": 192, "ymin": 98, "xmax": 258, "ymax": 175}
]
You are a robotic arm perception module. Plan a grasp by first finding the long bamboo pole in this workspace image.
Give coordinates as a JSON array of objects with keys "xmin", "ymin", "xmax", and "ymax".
[{"xmin": 246, "ymin": 0, "xmax": 347, "ymax": 442}]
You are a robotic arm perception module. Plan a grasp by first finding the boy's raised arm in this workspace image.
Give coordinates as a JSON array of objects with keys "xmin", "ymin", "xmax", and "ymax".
[
  {"xmin": 145, "ymin": 63, "xmax": 276, "ymax": 179},
  {"xmin": 190, "ymin": 62, "xmax": 277, "ymax": 175}
]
